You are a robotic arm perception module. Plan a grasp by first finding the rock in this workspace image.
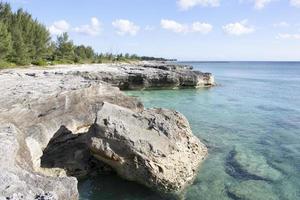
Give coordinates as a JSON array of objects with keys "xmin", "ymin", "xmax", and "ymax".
[
  {"xmin": 227, "ymin": 180, "xmax": 279, "ymax": 200},
  {"xmin": 0, "ymin": 124, "xmax": 78, "ymax": 200},
  {"xmin": 226, "ymin": 147, "xmax": 282, "ymax": 181},
  {"xmin": 25, "ymin": 72, "xmax": 36, "ymax": 77},
  {"xmin": 0, "ymin": 62, "xmax": 209, "ymax": 199},
  {"xmin": 88, "ymin": 102, "xmax": 207, "ymax": 195},
  {"xmin": 118, "ymin": 62, "xmax": 215, "ymax": 89}
]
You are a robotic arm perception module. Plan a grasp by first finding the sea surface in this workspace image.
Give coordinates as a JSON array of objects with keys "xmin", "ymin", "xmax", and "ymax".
[{"xmin": 79, "ymin": 62, "xmax": 300, "ymax": 200}]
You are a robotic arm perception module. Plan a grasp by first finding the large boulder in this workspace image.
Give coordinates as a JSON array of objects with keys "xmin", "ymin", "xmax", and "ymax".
[{"xmin": 88, "ymin": 102, "xmax": 207, "ymax": 195}]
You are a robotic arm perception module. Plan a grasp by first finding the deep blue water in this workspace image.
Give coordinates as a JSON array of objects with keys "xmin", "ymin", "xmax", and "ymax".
[{"xmin": 79, "ymin": 62, "xmax": 300, "ymax": 200}]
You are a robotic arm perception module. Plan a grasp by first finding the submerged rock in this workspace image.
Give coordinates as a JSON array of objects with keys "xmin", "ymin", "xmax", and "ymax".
[
  {"xmin": 227, "ymin": 180, "xmax": 279, "ymax": 200},
  {"xmin": 185, "ymin": 163, "xmax": 232, "ymax": 200},
  {"xmin": 0, "ymin": 62, "xmax": 209, "ymax": 199},
  {"xmin": 226, "ymin": 146, "xmax": 282, "ymax": 181}
]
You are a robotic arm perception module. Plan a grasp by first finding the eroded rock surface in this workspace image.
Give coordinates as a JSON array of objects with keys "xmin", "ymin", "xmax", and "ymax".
[
  {"xmin": 0, "ymin": 62, "xmax": 209, "ymax": 199},
  {"xmin": 88, "ymin": 102, "xmax": 207, "ymax": 195}
]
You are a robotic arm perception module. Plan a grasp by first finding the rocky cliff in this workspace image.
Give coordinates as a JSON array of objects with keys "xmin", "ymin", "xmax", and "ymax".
[{"xmin": 0, "ymin": 62, "xmax": 212, "ymax": 200}]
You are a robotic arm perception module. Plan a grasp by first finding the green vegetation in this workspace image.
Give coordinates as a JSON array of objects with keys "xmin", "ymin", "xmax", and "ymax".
[{"xmin": 0, "ymin": 2, "xmax": 173, "ymax": 69}]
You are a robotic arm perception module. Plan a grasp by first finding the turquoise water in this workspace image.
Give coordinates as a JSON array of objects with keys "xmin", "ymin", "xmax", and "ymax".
[{"xmin": 79, "ymin": 62, "xmax": 300, "ymax": 200}]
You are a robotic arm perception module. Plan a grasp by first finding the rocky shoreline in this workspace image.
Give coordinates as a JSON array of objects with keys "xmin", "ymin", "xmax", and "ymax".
[{"xmin": 0, "ymin": 62, "xmax": 214, "ymax": 200}]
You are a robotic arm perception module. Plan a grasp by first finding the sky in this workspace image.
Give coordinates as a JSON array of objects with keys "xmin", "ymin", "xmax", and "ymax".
[{"xmin": 5, "ymin": 0, "xmax": 300, "ymax": 61}]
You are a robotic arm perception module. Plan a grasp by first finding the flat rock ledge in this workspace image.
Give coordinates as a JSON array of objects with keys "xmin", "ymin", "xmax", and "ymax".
[{"xmin": 0, "ymin": 62, "xmax": 210, "ymax": 200}]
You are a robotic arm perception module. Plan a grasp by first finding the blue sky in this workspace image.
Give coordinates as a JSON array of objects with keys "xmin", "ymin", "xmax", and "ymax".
[{"xmin": 5, "ymin": 0, "xmax": 300, "ymax": 61}]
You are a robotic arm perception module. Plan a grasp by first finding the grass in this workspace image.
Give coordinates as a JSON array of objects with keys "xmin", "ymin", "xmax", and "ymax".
[{"xmin": 0, "ymin": 61, "xmax": 17, "ymax": 70}]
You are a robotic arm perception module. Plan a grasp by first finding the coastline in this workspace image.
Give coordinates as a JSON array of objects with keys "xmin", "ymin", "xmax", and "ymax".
[
  {"xmin": 0, "ymin": 61, "xmax": 215, "ymax": 90},
  {"xmin": 0, "ymin": 62, "xmax": 214, "ymax": 199}
]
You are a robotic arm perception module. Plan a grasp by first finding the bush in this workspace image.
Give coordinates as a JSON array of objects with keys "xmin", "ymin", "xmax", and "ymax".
[
  {"xmin": 32, "ymin": 60, "xmax": 48, "ymax": 66},
  {"xmin": 50, "ymin": 60, "xmax": 74, "ymax": 65}
]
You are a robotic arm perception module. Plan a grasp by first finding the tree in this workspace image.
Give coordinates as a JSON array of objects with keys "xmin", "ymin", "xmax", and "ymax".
[
  {"xmin": 10, "ymin": 28, "xmax": 29, "ymax": 65},
  {"xmin": 32, "ymin": 22, "xmax": 51, "ymax": 62},
  {"xmin": 0, "ymin": 22, "xmax": 12, "ymax": 60},
  {"xmin": 74, "ymin": 45, "xmax": 87, "ymax": 61},
  {"xmin": 0, "ymin": 2, "xmax": 159, "ymax": 67},
  {"xmin": 84, "ymin": 46, "xmax": 95, "ymax": 60},
  {"xmin": 0, "ymin": 2, "xmax": 12, "ymax": 25},
  {"xmin": 55, "ymin": 32, "xmax": 75, "ymax": 62}
]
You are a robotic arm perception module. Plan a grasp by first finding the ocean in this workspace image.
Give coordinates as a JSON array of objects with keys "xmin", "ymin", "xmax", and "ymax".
[{"xmin": 79, "ymin": 62, "xmax": 300, "ymax": 200}]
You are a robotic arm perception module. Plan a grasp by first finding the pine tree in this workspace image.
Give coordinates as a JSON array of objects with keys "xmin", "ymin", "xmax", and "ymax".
[
  {"xmin": 0, "ymin": 22, "xmax": 12, "ymax": 60},
  {"xmin": 8, "ymin": 8, "xmax": 30, "ymax": 65},
  {"xmin": 10, "ymin": 28, "xmax": 29, "ymax": 65},
  {"xmin": 0, "ymin": 2, "xmax": 148, "ymax": 67},
  {"xmin": 55, "ymin": 32, "xmax": 75, "ymax": 62},
  {"xmin": 75, "ymin": 45, "xmax": 87, "ymax": 61},
  {"xmin": 0, "ymin": 2, "xmax": 12, "ymax": 25},
  {"xmin": 32, "ymin": 21, "xmax": 51, "ymax": 62},
  {"xmin": 84, "ymin": 46, "xmax": 95, "ymax": 60}
]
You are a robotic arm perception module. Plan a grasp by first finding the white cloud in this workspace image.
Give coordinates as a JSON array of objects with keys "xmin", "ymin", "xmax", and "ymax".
[
  {"xmin": 277, "ymin": 33, "xmax": 300, "ymax": 40},
  {"xmin": 48, "ymin": 20, "xmax": 70, "ymax": 35},
  {"xmin": 223, "ymin": 20, "xmax": 255, "ymax": 36},
  {"xmin": 74, "ymin": 17, "xmax": 101, "ymax": 36},
  {"xmin": 273, "ymin": 21, "xmax": 290, "ymax": 28},
  {"xmin": 161, "ymin": 19, "xmax": 213, "ymax": 34},
  {"xmin": 49, "ymin": 18, "xmax": 101, "ymax": 36},
  {"xmin": 254, "ymin": 0, "xmax": 273, "ymax": 9},
  {"xmin": 177, "ymin": 0, "xmax": 220, "ymax": 10},
  {"xmin": 191, "ymin": 22, "xmax": 213, "ymax": 34},
  {"xmin": 160, "ymin": 19, "xmax": 188, "ymax": 33},
  {"xmin": 112, "ymin": 19, "xmax": 140, "ymax": 36},
  {"xmin": 290, "ymin": 0, "xmax": 300, "ymax": 7}
]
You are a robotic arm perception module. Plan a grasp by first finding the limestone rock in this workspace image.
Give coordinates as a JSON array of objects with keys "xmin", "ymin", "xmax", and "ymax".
[
  {"xmin": 0, "ymin": 124, "xmax": 78, "ymax": 200},
  {"xmin": 88, "ymin": 102, "xmax": 207, "ymax": 195},
  {"xmin": 0, "ymin": 62, "xmax": 209, "ymax": 199}
]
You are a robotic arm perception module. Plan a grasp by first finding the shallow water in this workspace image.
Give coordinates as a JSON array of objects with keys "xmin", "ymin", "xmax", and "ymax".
[{"xmin": 79, "ymin": 62, "xmax": 300, "ymax": 200}]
